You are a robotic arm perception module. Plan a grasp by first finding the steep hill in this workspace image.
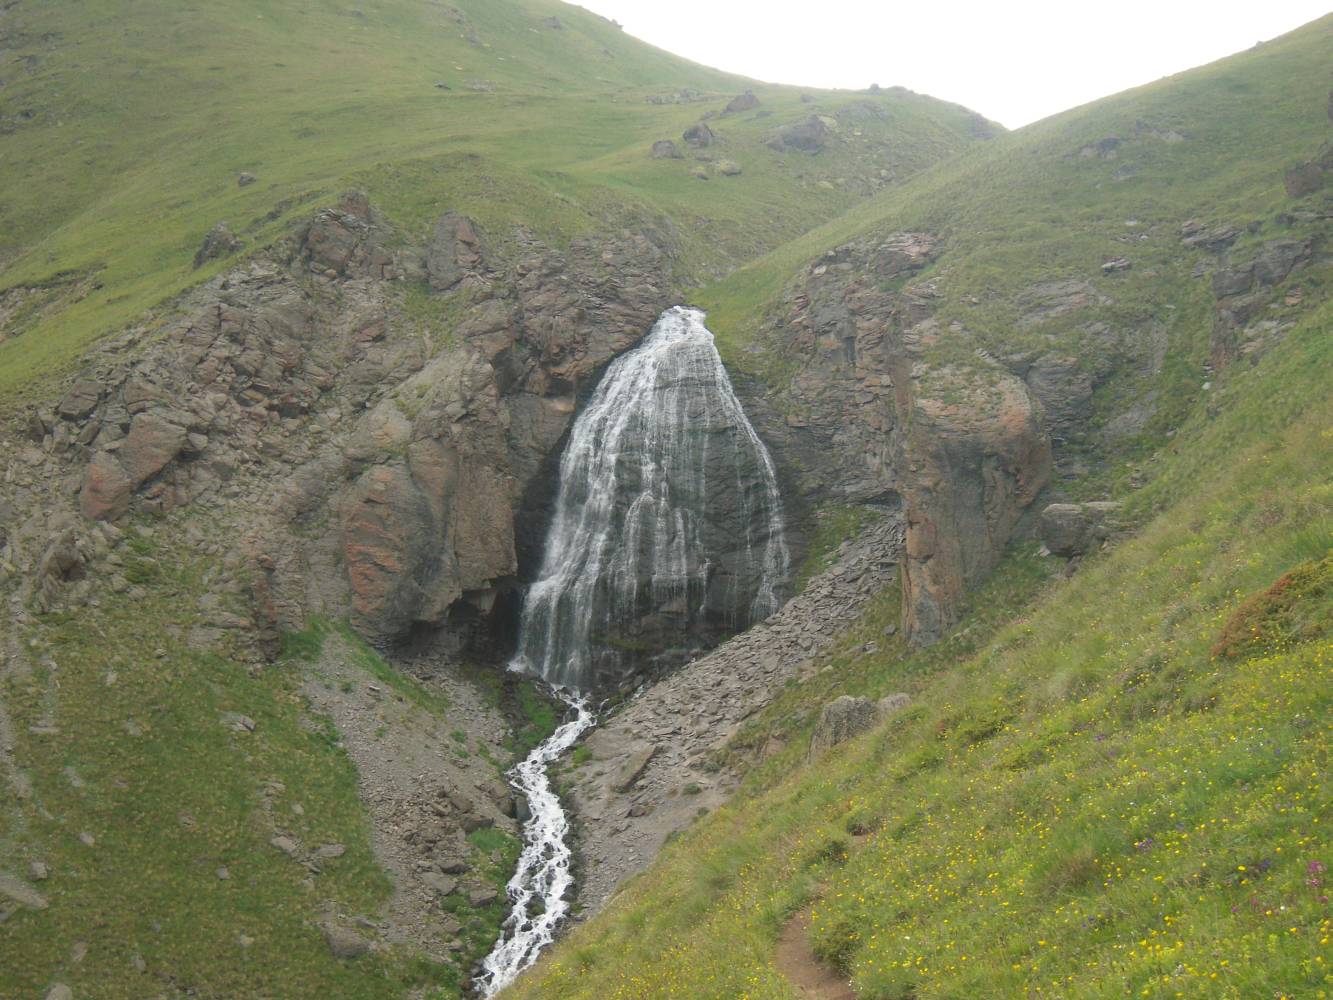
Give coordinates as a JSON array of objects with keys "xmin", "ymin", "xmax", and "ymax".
[
  {"xmin": 500, "ymin": 14, "xmax": 1333, "ymax": 1000},
  {"xmin": 0, "ymin": 0, "xmax": 992, "ymax": 401},
  {"xmin": 0, "ymin": 3, "xmax": 1328, "ymax": 1000}
]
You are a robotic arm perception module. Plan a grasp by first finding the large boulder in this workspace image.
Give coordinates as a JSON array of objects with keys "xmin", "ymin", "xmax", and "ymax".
[
  {"xmin": 768, "ymin": 116, "xmax": 830, "ymax": 153},
  {"xmin": 809, "ymin": 696, "xmax": 877, "ymax": 756},
  {"xmin": 1040, "ymin": 501, "xmax": 1122, "ymax": 557},
  {"xmin": 725, "ymin": 90, "xmax": 759, "ymax": 113},
  {"xmin": 682, "ymin": 122, "xmax": 714, "ymax": 148},
  {"xmin": 651, "ymin": 139, "xmax": 683, "ymax": 159}
]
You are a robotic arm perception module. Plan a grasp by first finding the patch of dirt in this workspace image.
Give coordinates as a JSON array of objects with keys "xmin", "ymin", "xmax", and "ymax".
[
  {"xmin": 300, "ymin": 636, "xmax": 518, "ymax": 961},
  {"xmin": 774, "ymin": 907, "xmax": 855, "ymax": 1000}
]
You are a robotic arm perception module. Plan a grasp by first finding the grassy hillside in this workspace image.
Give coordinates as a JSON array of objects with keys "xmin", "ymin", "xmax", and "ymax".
[
  {"xmin": 701, "ymin": 15, "xmax": 1331, "ymax": 485},
  {"xmin": 504, "ymin": 275, "xmax": 1331, "ymax": 1000},
  {"xmin": 0, "ymin": 0, "xmax": 990, "ymax": 404},
  {"xmin": 502, "ymin": 18, "xmax": 1333, "ymax": 1000}
]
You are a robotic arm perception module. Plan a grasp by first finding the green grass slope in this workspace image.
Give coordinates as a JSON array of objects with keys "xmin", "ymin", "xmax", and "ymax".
[
  {"xmin": 502, "ymin": 19, "xmax": 1333, "ymax": 1000},
  {"xmin": 504, "ymin": 266, "xmax": 1331, "ymax": 1000},
  {"xmin": 0, "ymin": 0, "xmax": 991, "ymax": 404},
  {"xmin": 701, "ymin": 15, "xmax": 1330, "ymax": 480}
]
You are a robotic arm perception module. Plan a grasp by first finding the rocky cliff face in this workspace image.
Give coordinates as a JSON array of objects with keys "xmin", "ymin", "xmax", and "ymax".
[
  {"xmin": 7, "ymin": 193, "xmax": 676, "ymax": 655},
  {"xmin": 735, "ymin": 232, "xmax": 1051, "ymax": 644}
]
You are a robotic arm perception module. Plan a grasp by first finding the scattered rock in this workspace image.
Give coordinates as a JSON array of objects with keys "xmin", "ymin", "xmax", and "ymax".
[
  {"xmin": 468, "ymin": 887, "xmax": 499, "ymax": 907},
  {"xmin": 651, "ymin": 139, "xmax": 682, "ymax": 159},
  {"xmin": 321, "ymin": 922, "xmax": 371, "ymax": 959},
  {"xmin": 423, "ymin": 872, "xmax": 459, "ymax": 896},
  {"xmin": 1101, "ymin": 257, "xmax": 1132, "ymax": 275},
  {"xmin": 270, "ymin": 835, "xmax": 300, "ymax": 857},
  {"xmin": 716, "ymin": 159, "xmax": 742, "ymax": 176},
  {"xmin": 193, "ymin": 223, "xmax": 242, "ymax": 269},
  {"xmin": 44, "ymin": 986, "xmax": 72, "ymax": 1000},
  {"xmin": 237, "ymin": 172, "xmax": 257, "ymax": 188},
  {"xmin": 28, "ymin": 861, "xmax": 50, "ymax": 881},
  {"xmin": 682, "ymin": 122, "xmax": 714, "ymax": 148},
  {"xmin": 809, "ymin": 696, "xmax": 877, "ymax": 756},
  {"xmin": 612, "ymin": 745, "xmax": 656, "ymax": 793},
  {"xmin": 768, "ymin": 116, "xmax": 829, "ymax": 153},
  {"xmin": 1039, "ymin": 502, "xmax": 1123, "ymax": 557},
  {"xmin": 56, "ymin": 380, "xmax": 103, "ymax": 420},
  {"xmin": 314, "ymin": 843, "xmax": 346, "ymax": 860},
  {"xmin": 0, "ymin": 872, "xmax": 49, "ymax": 909},
  {"xmin": 724, "ymin": 91, "xmax": 759, "ymax": 114},
  {"xmin": 1180, "ymin": 220, "xmax": 1238, "ymax": 252},
  {"xmin": 878, "ymin": 693, "xmax": 911, "ymax": 718}
]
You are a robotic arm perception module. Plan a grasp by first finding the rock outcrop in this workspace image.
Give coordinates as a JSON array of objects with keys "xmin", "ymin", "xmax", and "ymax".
[
  {"xmin": 18, "ymin": 193, "xmax": 677, "ymax": 651},
  {"xmin": 737, "ymin": 231, "xmax": 1051, "ymax": 645}
]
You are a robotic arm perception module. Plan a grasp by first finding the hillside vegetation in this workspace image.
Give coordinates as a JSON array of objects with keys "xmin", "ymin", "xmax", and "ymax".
[
  {"xmin": 503, "ymin": 16, "xmax": 1333, "ymax": 1000},
  {"xmin": 0, "ymin": 0, "xmax": 990, "ymax": 403},
  {"xmin": 505, "ymin": 282, "xmax": 1331, "ymax": 1000}
]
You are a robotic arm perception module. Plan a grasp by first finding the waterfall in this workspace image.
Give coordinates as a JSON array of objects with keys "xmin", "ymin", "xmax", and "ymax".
[
  {"xmin": 511, "ymin": 304, "xmax": 790, "ymax": 691},
  {"xmin": 477, "ymin": 306, "xmax": 788, "ymax": 995}
]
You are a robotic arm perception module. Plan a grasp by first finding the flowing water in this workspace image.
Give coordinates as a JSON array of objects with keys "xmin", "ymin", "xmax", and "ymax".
[{"xmin": 477, "ymin": 306, "xmax": 788, "ymax": 994}]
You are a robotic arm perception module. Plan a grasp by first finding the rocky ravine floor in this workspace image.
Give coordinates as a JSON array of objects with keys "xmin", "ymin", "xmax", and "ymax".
[
  {"xmin": 565, "ymin": 517, "xmax": 904, "ymax": 912},
  {"xmin": 301, "ymin": 637, "xmax": 519, "ymax": 964}
]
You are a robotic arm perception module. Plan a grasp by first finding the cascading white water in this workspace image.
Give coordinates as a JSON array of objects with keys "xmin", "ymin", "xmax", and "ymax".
[
  {"xmin": 477, "ymin": 306, "xmax": 788, "ymax": 995},
  {"xmin": 511, "ymin": 304, "xmax": 790, "ymax": 691}
]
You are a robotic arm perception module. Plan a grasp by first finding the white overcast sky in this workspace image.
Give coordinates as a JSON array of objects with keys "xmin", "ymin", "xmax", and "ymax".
[{"xmin": 575, "ymin": 1, "xmax": 1330, "ymax": 128}]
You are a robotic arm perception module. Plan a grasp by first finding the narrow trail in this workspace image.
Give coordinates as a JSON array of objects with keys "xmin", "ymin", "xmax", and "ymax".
[{"xmin": 774, "ymin": 907, "xmax": 856, "ymax": 1000}]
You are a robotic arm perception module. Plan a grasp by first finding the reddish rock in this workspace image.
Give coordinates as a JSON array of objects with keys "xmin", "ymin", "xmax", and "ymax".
[
  {"xmin": 121, "ymin": 412, "xmax": 188, "ymax": 485},
  {"xmin": 901, "ymin": 369, "xmax": 1051, "ymax": 643},
  {"xmin": 79, "ymin": 452, "xmax": 134, "ymax": 521}
]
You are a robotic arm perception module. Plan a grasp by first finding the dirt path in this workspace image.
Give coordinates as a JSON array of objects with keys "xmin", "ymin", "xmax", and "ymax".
[{"xmin": 774, "ymin": 907, "xmax": 855, "ymax": 1000}]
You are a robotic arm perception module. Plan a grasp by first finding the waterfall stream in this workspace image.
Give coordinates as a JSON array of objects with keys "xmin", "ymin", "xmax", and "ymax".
[{"xmin": 477, "ymin": 306, "xmax": 788, "ymax": 994}]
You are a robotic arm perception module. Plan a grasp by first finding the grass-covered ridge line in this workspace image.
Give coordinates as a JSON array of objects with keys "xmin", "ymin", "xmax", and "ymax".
[
  {"xmin": 0, "ymin": 0, "xmax": 993, "ymax": 406},
  {"xmin": 502, "ymin": 290, "xmax": 1330, "ymax": 997}
]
